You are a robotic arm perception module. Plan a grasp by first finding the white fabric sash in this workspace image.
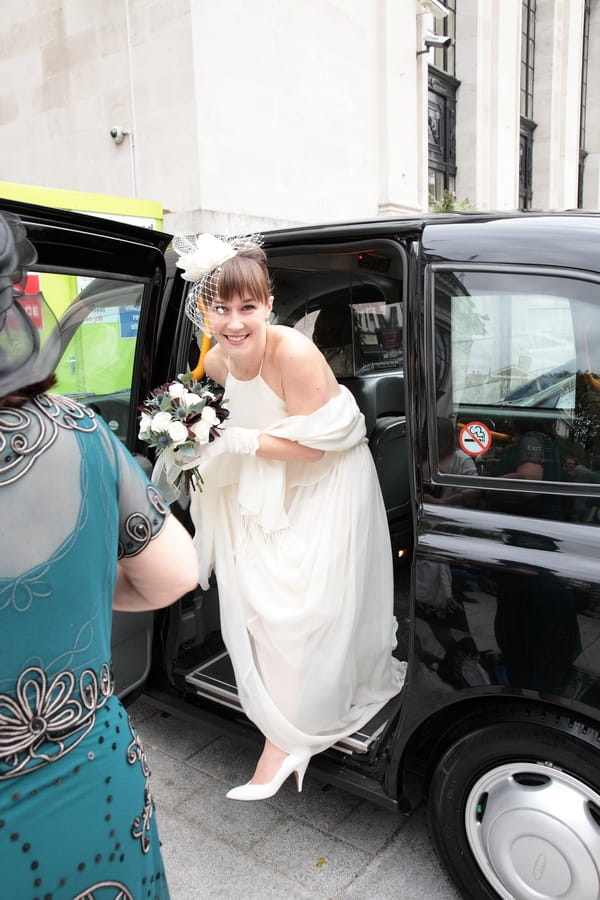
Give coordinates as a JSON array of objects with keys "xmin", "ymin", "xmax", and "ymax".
[{"xmin": 172, "ymin": 386, "xmax": 366, "ymax": 587}]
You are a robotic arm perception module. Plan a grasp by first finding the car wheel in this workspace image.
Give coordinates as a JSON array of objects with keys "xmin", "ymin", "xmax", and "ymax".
[{"xmin": 428, "ymin": 718, "xmax": 600, "ymax": 900}]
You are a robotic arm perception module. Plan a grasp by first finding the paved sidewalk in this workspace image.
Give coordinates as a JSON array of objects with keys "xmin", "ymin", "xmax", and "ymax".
[{"xmin": 129, "ymin": 699, "xmax": 460, "ymax": 900}]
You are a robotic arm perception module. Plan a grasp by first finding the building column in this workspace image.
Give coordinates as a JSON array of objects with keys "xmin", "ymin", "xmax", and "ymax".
[
  {"xmin": 532, "ymin": 0, "xmax": 585, "ymax": 209},
  {"xmin": 454, "ymin": 0, "xmax": 521, "ymax": 211},
  {"xmin": 582, "ymin": 0, "xmax": 600, "ymax": 208},
  {"xmin": 376, "ymin": 0, "xmax": 423, "ymax": 214}
]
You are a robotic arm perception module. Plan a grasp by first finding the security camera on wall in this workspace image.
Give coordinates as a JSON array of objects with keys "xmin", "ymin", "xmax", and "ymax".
[
  {"xmin": 424, "ymin": 30, "xmax": 452, "ymax": 49},
  {"xmin": 110, "ymin": 127, "xmax": 127, "ymax": 145}
]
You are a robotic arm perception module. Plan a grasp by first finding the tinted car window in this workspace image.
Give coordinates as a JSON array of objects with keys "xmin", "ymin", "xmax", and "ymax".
[
  {"xmin": 431, "ymin": 269, "xmax": 600, "ymax": 522},
  {"xmin": 22, "ymin": 269, "xmax": 144, "ymax": 443}
]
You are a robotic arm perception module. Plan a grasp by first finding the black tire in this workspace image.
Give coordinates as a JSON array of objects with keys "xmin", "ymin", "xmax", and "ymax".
[{"xmin": 428, "ymin": 714, "xmax": 600, "ymax": 900}]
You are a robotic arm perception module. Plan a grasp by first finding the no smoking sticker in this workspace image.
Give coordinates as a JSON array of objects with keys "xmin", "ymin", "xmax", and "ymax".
[{"xmin": 459, "ymin": 421, "xmax": 492, "ymax": 456}]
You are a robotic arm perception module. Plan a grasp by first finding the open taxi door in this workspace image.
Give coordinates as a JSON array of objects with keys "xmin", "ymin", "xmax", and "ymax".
[{"xmin": 0, "ymin": 197, "xmax": 182, "ymax": 698}]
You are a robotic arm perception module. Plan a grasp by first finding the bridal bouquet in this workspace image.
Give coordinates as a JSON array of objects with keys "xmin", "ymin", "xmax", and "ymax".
[{"xmin": 138, "ymin": 374, "xmax": 229, "ymax": 493}]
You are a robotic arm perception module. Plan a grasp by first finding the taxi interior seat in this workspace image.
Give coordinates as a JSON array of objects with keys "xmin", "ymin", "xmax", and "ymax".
[
  {"xmin": 339, "ymin": 374, "xmax": 410, "ymax": 542},
  {"xmin": 367, "ymin": 377, "xmax": 410, "ymax": 528},
  {"xmin": 311, "ymin": 304, "xmax": 410, "ymax": 538}
]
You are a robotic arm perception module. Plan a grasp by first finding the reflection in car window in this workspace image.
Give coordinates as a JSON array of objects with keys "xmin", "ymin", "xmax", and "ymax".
[
  {"xmin": 432, "ymin": 269, "xmax": 600, "ymax": 522},
  {"xmin": 23, "ymin": 270, "xmax": 144, "ymax": 443},
  {"xmin": 452, "ymin": 292, "xmax": 574, "ymax": 407},
  {"xmin": 352, "ymin": 300, "xmax": 403, "ymax": 374}
]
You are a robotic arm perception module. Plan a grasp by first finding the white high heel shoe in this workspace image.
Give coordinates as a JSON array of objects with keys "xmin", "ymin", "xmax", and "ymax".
[{"xmin": 226, "ymin": 754, "xmax": 310, "ymax": 801}]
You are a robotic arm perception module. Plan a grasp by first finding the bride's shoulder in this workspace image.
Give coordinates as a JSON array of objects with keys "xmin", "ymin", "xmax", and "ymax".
[
  {"xmin": 269, "ymin": 325, "xmax": 339, "ymax": 401},
  {"xmin": 270, "ymin": 324, "xmax": 319, "ymax": 362}
]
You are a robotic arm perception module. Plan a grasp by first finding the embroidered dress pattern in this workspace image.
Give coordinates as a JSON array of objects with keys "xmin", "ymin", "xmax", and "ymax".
[
  {"xmin": 119, "ymin": 486, "xmax": 169, "ymax": 558},
  {"xmin": 72, "ymin": 882, "xmax": 134, "ymax": 900},
  {"xmin": 34, "ymin": 392, "xmax": 99, "ymax": 433},
  {"xmin": 0, "ymin": 664, "xmax": 112, "ymax": 779},
  {"xmin": 0, "ymin": 394, "xmax": 97, "ymax": 487},
  {"xmin": 126, "ymin": 723, "xmax": 154, "ymax": 853},
  {"xmin": 0, "ymin": 564, "xmax": 52, "ymax": 613}
]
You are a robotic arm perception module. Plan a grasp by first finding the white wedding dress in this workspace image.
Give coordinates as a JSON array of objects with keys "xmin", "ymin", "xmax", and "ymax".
[{"xmin": 189, "ymin": 372, "xmax": 406, "ymax": 757}]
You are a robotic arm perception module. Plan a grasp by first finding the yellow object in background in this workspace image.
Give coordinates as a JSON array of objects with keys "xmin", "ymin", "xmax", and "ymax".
[{"xmin": 191, "ymin": 333, "xmax": 212, "ymax": 381}]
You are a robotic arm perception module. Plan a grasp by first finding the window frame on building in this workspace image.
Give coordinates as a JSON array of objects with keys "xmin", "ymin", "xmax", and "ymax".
[
  {"xmin": 519, "ymin": 0, "xmax": 537, "ymax": 210},
  {"xmin": 427, "ymin": 0, "xmax": 458, "ymax": 208},
  {"xmin": 578, "ymin": 0, "xmax": 590, "ymax": 209}
]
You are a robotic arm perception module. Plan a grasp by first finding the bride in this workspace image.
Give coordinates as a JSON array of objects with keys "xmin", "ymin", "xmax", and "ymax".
[{"xmin": 171, "ymin": 233, "xmax": 406, "ymax": 800}]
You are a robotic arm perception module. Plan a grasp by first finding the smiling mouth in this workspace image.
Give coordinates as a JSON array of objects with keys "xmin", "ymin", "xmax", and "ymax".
[{"xmin": 224, "ymin": 334, "xmax": 248, "ymax": 344}]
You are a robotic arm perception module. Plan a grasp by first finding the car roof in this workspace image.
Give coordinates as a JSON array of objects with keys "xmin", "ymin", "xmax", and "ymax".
[{"xmin": 4, "ymin": 198, "xmax": 600, "ymax": 275}]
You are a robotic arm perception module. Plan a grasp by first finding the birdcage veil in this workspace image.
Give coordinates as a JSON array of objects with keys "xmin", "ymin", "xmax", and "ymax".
[{"xmin": 172, "ymin": 232, "xmax": 263, "ymax": 336}]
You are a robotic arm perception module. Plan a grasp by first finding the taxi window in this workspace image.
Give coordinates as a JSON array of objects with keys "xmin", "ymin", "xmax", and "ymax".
[
  {"xmin": 269, "ymin": 247, "xmax": 403, "ymax": 376},
  {"xmin": 21, "ymin": 269, "xmax": 144, "ymax": 443},
  {"xmin": 431, "ymin": 269, "xmax": 600, "ymax": 522}
]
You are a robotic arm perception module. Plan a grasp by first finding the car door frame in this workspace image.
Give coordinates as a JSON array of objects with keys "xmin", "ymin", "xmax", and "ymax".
[{"xmin": 0, "ymin": 197, "xmax": 180, "ymax": 698}]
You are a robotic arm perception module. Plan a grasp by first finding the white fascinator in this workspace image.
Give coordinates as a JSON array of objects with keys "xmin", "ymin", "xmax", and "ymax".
[{"xmin": 172, "ymin": 232, "xmax": 263, "ymax": 336}]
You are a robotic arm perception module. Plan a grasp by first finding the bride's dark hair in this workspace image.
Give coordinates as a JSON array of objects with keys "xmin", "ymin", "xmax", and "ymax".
[
  {"xmin": 211, "ymin": 246, "xmax": 272, "ymax": 305},
  {"xmin": 1, "ymin": 373, "xmax": 57, "ymax": 408}
]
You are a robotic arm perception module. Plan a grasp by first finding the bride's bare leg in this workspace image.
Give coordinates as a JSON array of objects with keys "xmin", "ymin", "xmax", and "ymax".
[{"xmin": 250, "ymin": 738, "xmax": 288, "ymax": 784}]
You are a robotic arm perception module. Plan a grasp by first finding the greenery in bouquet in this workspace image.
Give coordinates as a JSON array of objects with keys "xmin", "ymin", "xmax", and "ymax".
[{"xmin": 138, "ymin": 373, "xmax": 229, "ymax": 493}]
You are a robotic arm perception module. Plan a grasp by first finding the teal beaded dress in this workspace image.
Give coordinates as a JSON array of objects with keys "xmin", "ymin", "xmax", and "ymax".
[{"xmin": 0, "ymin": 395, "xmax": 170, "ymax": 900}]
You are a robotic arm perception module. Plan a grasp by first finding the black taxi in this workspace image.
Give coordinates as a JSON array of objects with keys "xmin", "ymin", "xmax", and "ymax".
[{"xmin": 3, "ymin": 197, "xmax": 600, "ymax": 900}]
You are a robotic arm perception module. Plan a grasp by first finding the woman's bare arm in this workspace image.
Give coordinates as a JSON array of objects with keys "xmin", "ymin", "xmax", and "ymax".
[
  {"xmin": 255, "ymin": 433, "xmax": 324, "ymax": 461},
  {"xmin": 113, "ymin": 513, "xmax": 199, "ymax": 611}
]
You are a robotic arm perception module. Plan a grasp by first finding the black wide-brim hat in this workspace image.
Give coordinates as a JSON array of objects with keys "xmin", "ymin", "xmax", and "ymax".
[{"xmin": 0, "ymin": 212, "xmax": 61, "ymax": 397}]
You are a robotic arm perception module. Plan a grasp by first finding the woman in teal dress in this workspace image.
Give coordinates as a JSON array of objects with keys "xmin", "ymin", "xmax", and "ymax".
[{"xmin": 0, "ymin": 213, "xmax": 199, "ymax": 899}]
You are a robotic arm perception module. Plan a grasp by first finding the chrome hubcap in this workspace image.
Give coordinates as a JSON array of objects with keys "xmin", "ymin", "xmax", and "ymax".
[{"xmin": 464, "ymin": 761, "xmax": 600, "ymax": 899}]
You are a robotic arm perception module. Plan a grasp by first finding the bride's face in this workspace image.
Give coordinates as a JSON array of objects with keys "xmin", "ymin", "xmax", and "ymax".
[{"xmin": 208, "ymin": 292, "xmax": 273, "ymax": 356}]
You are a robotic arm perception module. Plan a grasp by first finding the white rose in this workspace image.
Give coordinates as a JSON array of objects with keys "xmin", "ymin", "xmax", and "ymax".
[
  {"xmin": 180, "ymin": 391, "xmax": 203, "ymax": 410},
  {"xmin": 175, "ymin": 233, "xmax": 236, "ymax": 282},
  {"xmin": 201, "ymin": 405, "xmax": 218, "ymax": 427},
  {"xmin": 150, "ymin": 411, "xmax": 172, "ymax": 432},
  {"xmin": 190, "ymin": 419, "xmax": 211, "ymax": 445},
  {"xmin": 168, "ymin": 382, "xmax": 186, "ymax": 400},
  {"xmin": 167, "ymin": 421, "xmax": 189, "ymax": 444},
  {"xmin": 138, "ymin": 412, "xmax": 152, "ymax": 437}
]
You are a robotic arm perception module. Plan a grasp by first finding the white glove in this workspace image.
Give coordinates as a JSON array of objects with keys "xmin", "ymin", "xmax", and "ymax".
[{"xmin": 201, "ymin": 426, "xmax": 260, "ymax": 462}]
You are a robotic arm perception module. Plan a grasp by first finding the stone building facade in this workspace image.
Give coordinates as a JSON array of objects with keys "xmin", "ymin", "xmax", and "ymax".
[{"xmin": 0, "ymin": 0, "xmax": 597, "ymax": 233}]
